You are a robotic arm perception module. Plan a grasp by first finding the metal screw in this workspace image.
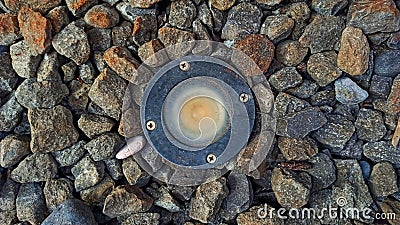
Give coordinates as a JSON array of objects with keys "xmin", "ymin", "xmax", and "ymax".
[
  {"xmin": 146, "ymin": 120, "xmax": 156, "ymax": 131},
  {"xmin": 239, "ymin": 93, "xmax": 249, "ymax": 103},
  {"xmin": 206, "ymin": 154, "xmax": 217, "ymax": 164},
  {"xmin": 179, "ymin": 61, "xmax": 190, "ymax": 71}
]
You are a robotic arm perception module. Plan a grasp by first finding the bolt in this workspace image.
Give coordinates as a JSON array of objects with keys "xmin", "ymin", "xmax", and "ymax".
[
  {"xmin": 206, "ymin": 154, "xmax": 217, "ymax": 164},
  {"xmin": 179, "ymin": 61, "xmax": 190, "ymax": 71},
  {"xmin": 146, "ymin": 120, "xmax": 156, "ymax": 131},
  {"xmin": 240, "ymin": 93, "xmax": 249, "ymax": 103}
]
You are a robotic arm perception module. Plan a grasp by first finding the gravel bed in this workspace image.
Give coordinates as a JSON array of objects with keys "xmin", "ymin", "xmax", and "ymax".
[{"xmin": 0, "ymin": 0, "xmax": 400, "ymax": 225}]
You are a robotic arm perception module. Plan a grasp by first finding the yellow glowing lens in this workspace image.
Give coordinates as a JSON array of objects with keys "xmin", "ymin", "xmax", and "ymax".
[{"xmin": 179, "ymin": 97, "xmax": 227, "ymax": 140}]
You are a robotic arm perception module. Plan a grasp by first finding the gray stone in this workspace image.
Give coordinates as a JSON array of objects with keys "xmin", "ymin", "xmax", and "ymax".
[
  {"xmin": 13, "ymin": 111, "xmax": 30, "ymax": 135},
  {"xmin": 52, "ymin": 23, "xmax": 90, "ymax": 65},
  {"xmin": 311, "ymin": 0, "xmax": 348, "ymax": 15},
  {"xmin": 169, "ymin": 0, "xmax": 197, "ymax": 29},
  {"xmin": 10, "ymin": 41, "xmax": 41, "ymax": 78},
  {"xmin": 112, "ymin": 21, "xmax": 134, "ymax": 47},
  {"xmin": 44, "ymin": 179, "xmax": 74, "ymax": 212},
  {"xmin": 0, "ymin": 94, "xmax": 23, "ymax": 132},
  {"xmin": 151, "ymin": 186, "xmax": 181, "ymax": 212},
  {"xmin": 260, "ymin": 15, "xmax": 294, "ymax": 43},
  {"xmin": 209, "ymin": 4, "xmax": 227, "ymax": 32},
  {"xmin": 287, "ymin": 80, "xmax": 319, "ymax": 99},
  {"xmin": 309, "ymin": 90, "xmax": 336, "ymax": 107},
  {"xmin": 307, "ymin": 51, "xmax": 342, "ymax": 87},
  {"xmin": 65, "ymin": 0, "xmax": 98, "ymax": 16},
  {"xmin": 236, "ymin": 204, "xmax": 284, "ymax": 225},
  {"xmin": 221, "ymin": 3, "xmax": 262, "ymax": 41},
  {"xmin": 16, "ymin": 183, "xmax": 48, "ymax": 225},
  {"xmin": 41, "ymin": 199, "xmax": 97, "ymax": 225},
  {"xmin": 67, "ymin": 80, "xmax": 90, "ymax": 111},
  {"xmin": 28, "ymin": 105, "xmax": 79, "ymax": 153},
  {"xmin": 308, "ymin": 189, "xmax": 340, "ymax": 225},
  {"xmin": 0, "ymin": 209, "xmax": 17, "ymax": 225},
  {"xmin": 388, "ymin": 31, "xmax": 400, "ymax": 49},
  {"xmin": 0, "ymin": 134, "xmax": 30, "ymax": 168},
  {"xmin": 189, "ymin": 178, "xmax": 228, "ymax": 223},
  {"xmin": 271, "ymin": 168, "xmax": 311, "ymax": 209},
  {"xmin": 363, "ymin": 141, "xmax": 400, "ymax": 164},
  {"xmin": 15, "ymin": 79, "xmax": 69, "ymax": 109},
  {"xmin": 87, "ymin": 28, "xmax": 112, "ymax": 52},
  {"xmin": 312, "ymin": 114, "xmax": 355, "ymax": 150},
  {"xmin": 268, "ymin": 67, "xmax": 302, "ymax": 91},
  {"xmin": 132, "ymin": 14, "xmax": 157, "ymax": 46},
  {"xmin": 37, "ymin": 51, "xmax": 61, "ymax": 82},
  {"xmin": 80, "ymin": 175, "xmax": 114, "ymax": 205},
  {"xmin": 46, "ymin": 6, "xmax": 70, "ymax": 33},
  {"xmin": 374, "ymin": 50, "xmax": 400, "ymax": 77},
  {"xmin": 0, "ymin": 53, "xmax": 18, "ymax": 97},
  {"xmin": 355, "ymin": 108, "xmax": 387, "ymax": 142},
  {"xmin": 369, "ymin": 162, "xmax": 398, "ymax": 197},
  {"xmin": 198, "ymin": 3, "xmax": 213, "ymax": 30},
  {"xmin": 381, "ymin": 198, "xmax": 400, "ymax": 225},
  {"xmin": 71, "ymin": 155, "xmax": 105, "ymax": 191},
  {"xmin": 61, "ymin": 61, "xmax": 77, "ymax": 82},
  {"xmin": 333, "ymin": 160, "xmax": 373, "ymax": 212},
  {"xmin": 278, "ymin": 137, "xmax": 318, "ymax": 161},
  {"xmin": 103, "ymin": 185, "xmax": 153, "ymax": 218},
  {"xmin": 331, "ymin": 134, "xmax": 363, "ymax": 160},
  {"xmin": 10, "ymin": 153, "xmax": 57, "ymax": 183},
  {"xmin": 307, "ymin": 153, "xmax": 336, "ymax": 191},
  {"xmin": 122, "ymin": 213, "xmax": 160, "ymax": 225},
  {"xmin": 78, "ymin": 62, "xmax": 96, "ymax": 84},
  {"xmin": 0, "ymin": 177, "xmax": 19, "ymax": 211},
  {"xmin": 157, "ymin": 26, "xmax": 195, "ymax": 59},
  {"xmin": 221, "ymin": 171, "xmax": 252, "ymax": 220},
  {"xmin": 281, "ymin": 107, "xmax": 327, "ymax": 139},
  {"xmin": 347, "ymin": 0, "xmax": 400, "ymax": 34},
  {"xmin": 103, "ymin": 46, "xmax": 141, "ymax": 82},
  {"xmin": 122, "ymin": 157, "xmax": 146, "ymax": 185},
  {"xmin": 369, "ymin": 75, "xmax": 393, "ymax": 98},
  {"xmin": 115, "ymin": 2, "xmax": 156, "ymax": 23},
  {"xmin": 78, "ymin": 114, "xmax": 115, "ymax": 138},
  {"xmin": 299, "ymin": 15, "xmax": 345, "ymax": 53},
  {"xmin": 335, "ymin": 77, "xmax": 369, "ymax": 105},
  {"xmin": 104, "ymin": 158, "xmax": 124, "ymax": 180},
  {"xmin": 88, "ymin": 68, "xmax": 127, "ymax": 120},
  {"xmin": 275, "ymin": 92, "xmax": 310, "ymax": 135},
  {"xmin": 275, "ymin": 40, "xmax": 308, "ymax": 67},
  {"xmin": 84, "ymin": 133, "xmax": 122, "ymax": 161},
  {"xmin": 280, "ymin": 2, "xmax": 311, "ymax": 40},
  {"xmin": 52, "ymin": 141, "xmax": 87, "ymax": 167}
]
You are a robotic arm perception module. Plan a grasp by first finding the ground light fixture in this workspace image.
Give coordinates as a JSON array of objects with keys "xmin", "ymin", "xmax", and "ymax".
[{"xmin": 122, "ymin": 41, "xmax": 276, "ymax": 186}]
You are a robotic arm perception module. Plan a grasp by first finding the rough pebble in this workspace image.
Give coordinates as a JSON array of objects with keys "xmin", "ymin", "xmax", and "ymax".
[{"xmin": 52, "ymin": 23, "xmax": 90, "ymax": 65}]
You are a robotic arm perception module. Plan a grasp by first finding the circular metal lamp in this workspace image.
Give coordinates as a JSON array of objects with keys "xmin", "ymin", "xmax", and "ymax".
[{"xmin": 122, "ymin": 41, "xmax": 276, "ymax": 186}]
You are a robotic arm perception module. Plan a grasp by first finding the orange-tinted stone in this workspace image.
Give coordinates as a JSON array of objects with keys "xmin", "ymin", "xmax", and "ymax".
[
  {"xmin": 18, "ymin": 7, "xmax": 52, "ymax": 55},
  {"xmin": 4, "ymin": 0, "xmax": 62, "ymax": 13},
  {"xmin": 234, "ymin": 34, "xmax": 275, "ymax": 74},
  {"xmin": 0, "ymin": 13, "xmax": 21, "ymax": 45},
  {"xmin": 84, "ymin": 4, "xmax": 119, "ymax": 29}
]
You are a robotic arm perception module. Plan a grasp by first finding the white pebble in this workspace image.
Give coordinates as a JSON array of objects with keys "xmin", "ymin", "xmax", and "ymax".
[{"xmin": 116, "ymin": 135, "xmax": 147, "ymax": 159}]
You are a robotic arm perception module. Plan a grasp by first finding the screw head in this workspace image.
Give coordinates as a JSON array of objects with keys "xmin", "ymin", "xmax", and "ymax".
[
  {"xmin": 146, "ymin": 120, "xmax": 156, "ymax": 131},
  {"xmin": 239, "ymin": 93, "xmax": 250, "ymax": 103},
  {"xmin": 206, "ymin": 154, "xmax": 217, "ymax": 164},
  {"xmin": 179, "ymin": 61, "xmax": 190, "ymax": 71}
]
